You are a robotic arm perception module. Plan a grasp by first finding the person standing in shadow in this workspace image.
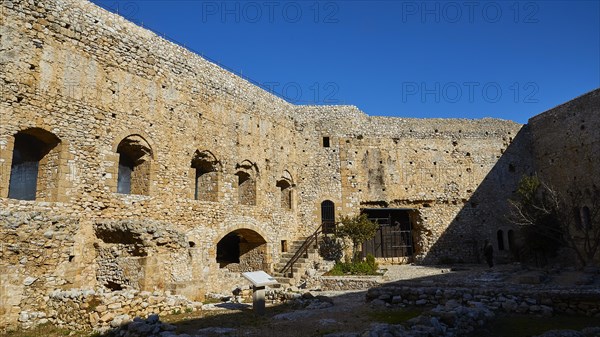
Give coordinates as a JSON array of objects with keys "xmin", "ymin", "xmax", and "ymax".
[{"xmin": 483, "ymin": 240, "xmax": 494, "ymax": 268}]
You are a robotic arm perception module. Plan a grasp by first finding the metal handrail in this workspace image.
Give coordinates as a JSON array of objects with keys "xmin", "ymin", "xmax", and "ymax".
[{"xmin": 279, "ymin": 224, "xmax": 324, "ymax": 278}]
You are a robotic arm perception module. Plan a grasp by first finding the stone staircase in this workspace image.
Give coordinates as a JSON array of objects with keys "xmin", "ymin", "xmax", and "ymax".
[{"xmin": 272, "ymin": 236, "xmax": 320, "ymax": 287}]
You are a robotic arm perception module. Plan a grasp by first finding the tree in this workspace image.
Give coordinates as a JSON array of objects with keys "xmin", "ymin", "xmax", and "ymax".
[
  {"xmin": 335, "ymin": 214, "xmax": 379, "ymax": 262},
  {"xmin": 509, "ymin": 175, "xmax": 600, "ymax": 267}
]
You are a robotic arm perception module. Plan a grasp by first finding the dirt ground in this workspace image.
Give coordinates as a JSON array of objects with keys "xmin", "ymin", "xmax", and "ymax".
[
  {"xmin": 160, "ymin": 263, "xmax": 600, "ymax": 337},
  {"xmin": 4, "ymin": 263, "xmax": 599, "ymax": 337},
  {"xmin": 157, "ymin": 265, "xmax": 467, "ymax": 336}
]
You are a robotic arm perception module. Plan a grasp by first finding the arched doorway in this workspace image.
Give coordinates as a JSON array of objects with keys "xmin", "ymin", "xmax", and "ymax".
[
  {"xmin": 321, "ymin": 200, "xmax": 335, "ymax": 234},
  {"xmin": 216, "ymin": 229, "xmax": 267, "ymax": 272}
]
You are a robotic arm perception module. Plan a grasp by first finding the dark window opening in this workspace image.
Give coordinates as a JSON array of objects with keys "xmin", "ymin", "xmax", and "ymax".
[
  {"xmin": 117, "ymin": 153, "xmax": 133, "ymax": 194},
  {"xmin": 321, "ymin": 200, "xmax": 335, "ymax": 234},
  {"xmin": 8, "ymin": 129, "xmax": 60, "ymax": 200},
  {"xmin": 581, "ymin": 206, "xmax": 591, "ymax": 229},
  {"xmin": 507, "ymin": 230, "xmax": 515, "ymax": 251},
  {"xmin": 323, "ymin": 136, "xmax": 330, "ymax": 148},
  {"xmin": 573, "ymin": 207, "xmax": 582, "ymax": 228},
  {"xmin": 281, "ymin": 240, "xmax": 288, "ymax": 253},
  {"xmin": 497, "ymin": 230, "xmax": 505, "ymax": 251}
]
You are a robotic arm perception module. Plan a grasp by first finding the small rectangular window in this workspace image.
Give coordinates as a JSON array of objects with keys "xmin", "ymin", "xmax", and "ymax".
[{"xmin": 323, "ymin": 137, "xmax": 330, "ymax": 148}]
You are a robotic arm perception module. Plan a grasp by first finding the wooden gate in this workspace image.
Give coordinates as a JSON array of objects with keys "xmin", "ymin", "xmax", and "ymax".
[{"xmin": 361, "ymin": 209, "xmax": 414, "ymax": 258}]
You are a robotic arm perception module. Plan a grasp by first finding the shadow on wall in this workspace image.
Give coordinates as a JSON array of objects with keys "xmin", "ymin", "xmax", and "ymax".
[
  {"xmin": 216, "ymin": 228, "xmax": 268, "ymax": 272},
  {"xmin": 420, "ymin": 125, "xmax": 534, "ymax": 265}
]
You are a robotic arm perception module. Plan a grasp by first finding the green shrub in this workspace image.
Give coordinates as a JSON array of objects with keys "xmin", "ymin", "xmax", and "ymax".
[
  {"xmin": 366, "ymin": 253, "xmax": 377, "ymax": 269},
  {"xmin": 326, "ymin": 255, "xmax": 379, "ymax": 276},
  {"xmin": 319, "ymin": 235, "xmax": 344, "ymax": 261}
]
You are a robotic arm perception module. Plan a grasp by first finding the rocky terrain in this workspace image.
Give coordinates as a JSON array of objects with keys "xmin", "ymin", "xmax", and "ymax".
[{"xmin": 101, "ymin": 264, "xmax": 600, "ymax": 337}]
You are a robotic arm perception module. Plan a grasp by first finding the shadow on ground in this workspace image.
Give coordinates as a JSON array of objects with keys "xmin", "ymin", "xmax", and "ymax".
[{"xmin": 95, "ymin": 264, "xmax": 600, "ymax": 337}]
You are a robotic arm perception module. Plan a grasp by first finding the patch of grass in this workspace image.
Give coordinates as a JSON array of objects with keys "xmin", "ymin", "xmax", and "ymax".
[
  {"xmin": 325, "ymin": 255, "xmax": 380, "ymax": 276},
  {"xmin": 325, "ymin": 261, "xmax": 380, "ymax": 276},
  {"xmin": 202, "ymin": 297, "xmax": 223, "ymax": 305},
  {"xmin": 3, "ymin": 323, "xmax": 92, "ymax": 337},
  {"xmin": 470, "ymin": 313, "xmax": 600, "ymax": 337},
  {"xmin": 368, "ymin": 308, "xmax": 424, "ymax": 324}
]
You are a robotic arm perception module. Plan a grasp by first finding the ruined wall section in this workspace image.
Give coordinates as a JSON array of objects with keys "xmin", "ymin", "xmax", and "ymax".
[
  {"xmin": 529, "ymin": 89, "xmax": 600, "ymax": 195},
  {"xmin": 291, "ymin": 106, "xmax": 367, "ymax": 237},
  {"xmin": 0, "ymin": 0, "xmax": 307, "ymax": 322},
  {"xmin": 528, "ymin": 89, "xmax": 600, "ymax": 265},
  {"xmin": 0, "ymin": 208, "xmax": 86, "ymax": 329},
  {"xmin": 296, "ymin": 105, "xmax": 529, "ymax": 262}
]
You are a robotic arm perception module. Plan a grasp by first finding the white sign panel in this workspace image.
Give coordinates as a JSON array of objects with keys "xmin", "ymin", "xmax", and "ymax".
[{"xmin": 242, "ymin": 271, "xmax": 278, "ymax": 287}]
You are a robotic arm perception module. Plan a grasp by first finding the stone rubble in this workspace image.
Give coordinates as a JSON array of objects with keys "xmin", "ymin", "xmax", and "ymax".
[
  {"xmin": 365, "ymin": 284, "xmax": 600, "ymax": 317},
  {"xmin": 534, "ymin": 328, "xmax": 600, "ymax": 337},
  {"xmin": 15, "ymin": 287, "xmax": 203, "ymax": 331}
]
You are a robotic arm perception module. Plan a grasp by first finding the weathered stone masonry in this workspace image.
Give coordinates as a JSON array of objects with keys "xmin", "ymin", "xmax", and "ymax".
[{"xmin": 1, "ymin": 0, "xmax": 598, "ymax": 331}]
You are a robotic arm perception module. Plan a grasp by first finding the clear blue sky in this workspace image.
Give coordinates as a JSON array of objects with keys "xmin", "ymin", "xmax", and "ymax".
[{"xmin": 90, "ymin": 0, "xmax": 599, "ymax": 124}]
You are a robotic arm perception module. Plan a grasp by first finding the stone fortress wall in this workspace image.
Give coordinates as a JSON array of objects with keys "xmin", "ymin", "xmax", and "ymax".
[
  {"xmin": 0, "ymin": 0, "xmax": 598, "ymax": 331},
  {"xmin": 528, "ymin": 90, "xmax": 600, "ymax": 197}
]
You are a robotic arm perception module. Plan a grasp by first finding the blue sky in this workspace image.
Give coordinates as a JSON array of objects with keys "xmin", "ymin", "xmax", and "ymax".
[{"xmin": 90, "ymin": 0, "xmax": 599, "ymax": 124}]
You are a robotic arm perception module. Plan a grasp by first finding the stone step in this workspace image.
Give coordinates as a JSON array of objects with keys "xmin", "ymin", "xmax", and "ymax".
[
  {"xmin": 275, "ymin": 267, "xmax": 308, "ymax": 275},
  {"xmin": 276, "ymin": 257, "xmax": 308, "ymax": 266},
  {"xmin": 286, "ymin": 243, "xmax": 314, "ymax": 252},
  {"xmin": 273, "ymin": 277, "xmax": 293, "ymax": 286},
  {"xmin": 281, "ymin": 248, "xmax": 318, "ymax": 259}
]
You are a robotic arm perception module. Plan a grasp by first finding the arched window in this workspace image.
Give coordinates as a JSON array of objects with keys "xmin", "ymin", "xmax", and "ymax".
[
  {"xmin": 573, "ymin": 207, "xmax": 583, "ymax": 228},
  {"xmin": 8, "ymin": 128, "xmax": 61, "ymax": 201},
  {"xmin": 235, "ymin": 161, "xmax": 257, "ymax": 206},
  {"xmin": 507, "ymin": 229, "xmax": 515, "ymax": 251},
  {"xmin": 321, "ymin": 200, "xmax": 335, "ymax": 234},
  {"xmin": 497, "ymin": 229, "xmax": 505, "ymax": 251},
  {"xmin": 191, "ymin": 150, "xmax": 220, "ymax": 201},
  {"xmin": 581, "ymin": 206, "xmax": 591, "ymax": 229},
  {"xmin": 276, "ymin": 180, "xmax": 292, "ymax": 209},
  {"xmin": 116, "ymin": 135, "xmax": 152, "ymax": 195},
  {"xmin": 276, "ymin": 171, "xmax": 294, "ymax": 210}
]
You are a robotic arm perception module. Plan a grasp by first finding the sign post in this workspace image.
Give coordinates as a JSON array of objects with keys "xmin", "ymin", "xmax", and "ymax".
[{"xmin": 242, "ymin": 271, "xmax": 278, "ymax": 316}]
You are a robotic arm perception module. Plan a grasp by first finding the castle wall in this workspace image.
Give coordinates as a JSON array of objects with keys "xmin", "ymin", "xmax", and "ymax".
[
  {"xmin": 0, "ymin": 0, "xmax": 553, "ymax": 331},
  {"xmin": 528, "ymin": 89, "xmax": 600, "ymax": 265},
  {"xmin": 1, "ymin": 0, "xmax": 304, "ymax": 326},
  {"xmin": 295, "ymin": 106, "xmax": 530, "ymax": 263},
  {"xmin": 528, "ymin": 89, "xmax": 600, "ymax": 195}
]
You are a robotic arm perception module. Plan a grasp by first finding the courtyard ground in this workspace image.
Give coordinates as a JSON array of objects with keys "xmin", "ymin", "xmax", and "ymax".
[{"xmin": 3, "ymin": 263, "xmax": 600, "ymax": 337}]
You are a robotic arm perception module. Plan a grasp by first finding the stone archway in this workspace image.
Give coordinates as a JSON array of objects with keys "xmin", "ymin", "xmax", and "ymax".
[{"xmin": 215, "ymin": 228, "xmax": 268, "ymax": 272}]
